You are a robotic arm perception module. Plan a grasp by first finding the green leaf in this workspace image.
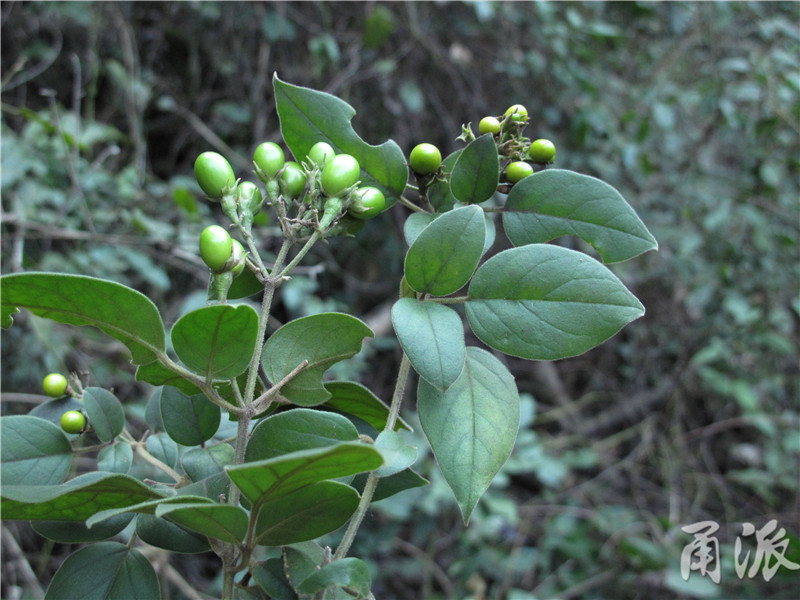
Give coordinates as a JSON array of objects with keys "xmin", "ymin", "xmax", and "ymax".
[
  {"xmin": 252, "ymin": 559, "xmax": 299, "ymax": 600},
  {"xmin": 274, "ymin": 75, "xmax": 408, "ymax": 204},
  {"xmin": 428, "ymin": 149, "xmax": 462, "ymax": 213},
  {"xmin": 254, "ymin": 480, "xmax": 359, "ymax": 546},
  {"xmin": 450, "ymin": 134, "xmax": 500, "ymax": 204},
  {"xmin": 246, "ymin": 408, "xmax": 359, "ymax": 462},
  {"xmin": 502, "ymin": 169, "xmax": 658, "ymax": 263},
  {"xmin": 136, "ymin": 513, "xmax": 211, "ymax": 553},
  {"xmin": 322, "ymin": 381, "xmax": 411, "ymax": 431},
  {"xmin": 0, "ymin": 273, "xmax": 165, "ymax": 365},
  {"xmin": 1, "ymin": 472, "xmax": 165, "ymax": 521},
  {"xmin": 182, "ymin": 443, "xmax": 235, "ymax": 482},
  {"xmin": 228, "ymin": 267, "xmax": 265, "ymax": 300},
  {"xmin": 403, "ymin": 212, "xmax": 437, "ymax": 247},
  {"xmin": 1, "ymin": 415, "xmax": 72, "ymax": 486},
  {"xmin": 145, "ymin": 432, "xmax": 180, "ymax": 470},
  {"xmin": 97, "ymin": 443, "xmax": 133, "ymax": 474},
  {"xmin": 159, "ymin": 386, "xmax": 221, "ymax": 446},
  {"xmin": 418, "ymin": 347, "xmax": 520, "ymax": 523},
  {"xmin": 226, "ymin": 442, "xmax": 383, "ymax": 505},
  {"xmin": 135, "ymin": 361, "xmax": 202, "ymax": 395},
  {"xmin": 391, "ymin": 298, "xmax": 465, "ymax": 391},
  {"xmin": 370, "ymin": 468, "xmax": 429, "ymax": 501},
  {"xmin": 86, "ymin": 495, "xmax": 213, "ymax": 528},
  {"xmin": 404, "ymin": 205, "xmax": 486, "ymax": 296},
  {"xmin": 296, "ymin": 557, "xmax": 372, "ymax": 597},
  {"xmin": 374, "ymin": 430, "xmax": 417, "ymax": 478},
  {"xmin": 261, "ymin": 313, "xmax": 373, "ymax": 406},
  {"xmin": 171, "ymin": 303, "xmax": 258, "ymax": 380},
  {"xmin": 83, "ymin": 387, "xmax": 125, "ymax": 443},
  {"xmin": 155, "ymin": 502, "xmax": 248, "ymax": 545},
  {"xmin": 44, "ymin": 542, "xmax": 159, "ymax": 600},
  {"xmin": 32, "ymin": 513, "xmax": 133, "ymax": 544},
  {"xmin": 466, "ymin": 244, "xmax": 645, "ymax": 360}
]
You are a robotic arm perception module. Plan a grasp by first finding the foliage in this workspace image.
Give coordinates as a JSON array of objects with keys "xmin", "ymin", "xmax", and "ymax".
[
  {"xmin": 1, "ymin": 71, "xmax": 655, "ymax": 598},
  {"xmin": 1, "ymin": 2, "xmax": 797, "ymax": 599}
]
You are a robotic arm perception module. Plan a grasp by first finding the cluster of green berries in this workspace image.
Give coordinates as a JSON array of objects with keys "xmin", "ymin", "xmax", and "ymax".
[
  {"xmin": 42, "ymin": 373, "xmax": 88, "ymax": 435},
  {"xmin": 481, "ymin": 104, "xmax": 556, "ymax": 185}
]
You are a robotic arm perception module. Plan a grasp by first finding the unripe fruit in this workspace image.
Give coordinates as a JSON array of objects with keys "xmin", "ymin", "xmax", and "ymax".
[
  {"xmin": 253, "ymin": 142, "xmax": 285, "ymax": 178},
  {"xmin": 230, "ymin": 239, "xmax": 247, "ymax": 277},
  {"xmin": 199, "ymin": 225, "xmax": 233, "ymax": 273},
  {"xmin": 307, "ymin": 141, "xmax": 336, "ymax": 166},
  {"xmin": 504, "ymin": 104, "xmax": 528, "ymax": 123},
  {"xmin": 280, "ymin": 161, "xmax": 307, "ymax": 198},
  {"xmin": 505, "ymin": 161, "xmax": 534, "ymax": 184},
  {"xmin": 194, "ymin": 152, "xmax": 236, "ymax": 199},
  {"xmin": 42, "ymin": 373, "xmax": 68, "ymax": 397},
  {"xmin": 348, "ymin": 186, "xmax": 386, "ymax": 220},
  {"xmin": 409, "ymin": 143, "xmax": 442, "ymax": 175},
  {"xmin": 321, "ymin": 154, "xmax": 361, "ymax": 196},
  {"xmin": 60, "ymin": 410, "xmax": 86, "ymax": 434},
  {"xmin": 478, "ymin": 116, "xmax": 501, "ymax": 135},
  {"xmin": 529, "ymin": 138, "xmax": 556, "ymax": 163}
]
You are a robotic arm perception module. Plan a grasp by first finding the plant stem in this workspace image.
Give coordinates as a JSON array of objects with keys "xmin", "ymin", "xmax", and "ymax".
[
  {"xmin": 333, "ymin": 352, "xmax": 412, "ymax": 559},
  {"xmin": 276, "ymin": 229, "xmax": 322, "ymax": 279}
]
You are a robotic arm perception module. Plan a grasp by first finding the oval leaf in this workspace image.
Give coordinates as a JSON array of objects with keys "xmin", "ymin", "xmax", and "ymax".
[
  {"xmin": 391, "ymin": 298, "xmax": 465, "ymax": 391},
  {"xmin": 1, "ymin": 415, "xmax": 72, "ymax": 486},
  {"xmin": 226, "ymin": 443, "xmax": 383, "ymax": 506},
  {"xmin": 97, "ymin": 443, "xmax": 133, "ymax": 474},
  {"xmin": 83, "ymin": 387, "xmax": 125, "ymax": 443},
  {"xmin": 374, "ymin": 430, "xmax": 417, "ymax": 478},
  {"xmin": 450, "ymin": 133, "xmax": 500, "ymax": 204},
  {"xmin": 466, "ymin": 244, "xmax": 645, "ymax": 360},
  {"xmin": 32, "ymin": 513, "xmax": 133, "ymax": 544},
  {"xmin": 274, "ymin": 75, "xmax": 408, "ymax": 205},
  {"xmin": 181, "ymin": 443, "xmax": 235, "ymax": 482},
  {"xmin": 44, "ymin": 542, "xmax": 159, "ymax": 600},
  {"xmin": 261, "ymin": 313, "xmax": 373, "ymax": 406},
  {"xmin": 171, "ymin": 303, "xmax": 258, "ymax": 380},
  {"xmin": 1, "ymin": 472, "xmax": 165, "ymax": 521},
  {"xmin": 404, "ymin": 205, "xmax": 486, "ymax": 296},
  {"xmin": 418, "ymin": 347, "xmax": 520, "ymax": 523},
  {"xmin": 322, "ymin": 381, "xmax": 411, "ymax": 432},
  {"xmin": 246, "ymin": 409, "xmax": 359, "ymax": 462},
  {"xmin": 296, "ymin": 557, "xmax": 372, "ymax": 597},
  {"xmin": 156, "ymin": 502, "xmax": 248, "ymax": 545},
  {"xmin": 0, "ymin": 273, "xmax": 165, "ymax": 365},
  {"xmin": 159, "ymin": 386, "xmax": 221, "ymax": 446},
  {"xmin": 503, "ymin": 169, "xmax": 658, "ymax": 263},
  {"xmin": 136, "ymin": 513, "xmax": 211, "ymax": 553},
  {"xmin": 254, "ymin": 480, "xmax": 359, "ymax": 546}
]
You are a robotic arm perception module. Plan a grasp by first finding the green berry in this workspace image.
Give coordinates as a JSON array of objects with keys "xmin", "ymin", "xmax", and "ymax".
[
  {"xmin": 320, "ymin": 154, "xmax": 361, "ymax": 196},
  {"xmin": 194, "ymin": 152, "xmax": 236, "ymax": 199},
  {"xmin": 529, "ymin": 138, "xmax": 556, "ymax": 163},
  {"xmin": 505, "ymin": 161, "xmax": 534, "ymax": 184},
  {"xmin": 199, "ymin": 225, "xmax": 233, "ymax": 273},
  {"xmin": 60, "ymin": 410, "xmax": 86, "ymax": 434},
  {"xmin": 348, "ymin": 186, "xmax": 386, "ymax": 220},
  {"xmin": 478, "ymin": 116, "xmax": 501, "ymax": 135},
  {"xmin": 42, "ymin": 373, "xmax": 69, "ymax": 397},
  {"xmin": 504, "ymin": 104, "xmax": 528, "ymax": 123},
  {"xmin": 253, "ymin": 142, "xmax": 285, "ymax": 178},
  {"xmin": 307, "ymin": 142, "xmax": 336, "ymax": 166},
  {"xmin": 409, "ymin": 143, "xmax": 442, "ymax": 175},
  {"xmin": 280, "ymin": 161, "xmax": 308, "ymax": 198}
]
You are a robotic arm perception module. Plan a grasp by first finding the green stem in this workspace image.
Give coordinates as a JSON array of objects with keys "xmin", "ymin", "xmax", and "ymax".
[
  {"xmin": 333, "ymin": 352, "xmax": 412, "ymax": 559},
  {"xmin": 277, "ymin": 229, "xmax": 322, "ymax": 279},
  {"xmin": 427, "ymin": 295, "xmax": 469, "ymax": 304}
]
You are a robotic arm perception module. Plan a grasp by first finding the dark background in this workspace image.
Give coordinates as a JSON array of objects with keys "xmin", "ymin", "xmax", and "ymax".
[{"xmin": 2, "ymin": 2, "xmax": 798, "ymax": 599}]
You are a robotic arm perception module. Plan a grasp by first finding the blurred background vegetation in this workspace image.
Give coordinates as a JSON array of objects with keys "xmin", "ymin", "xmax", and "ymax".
[{"xmin": 1, "ymin": 2, "xmax": 798, "ymax": 599}]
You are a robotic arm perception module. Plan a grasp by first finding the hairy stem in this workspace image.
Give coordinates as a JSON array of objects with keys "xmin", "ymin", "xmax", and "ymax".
[{"xmin": 334, "ymin": 352, "xmax": 412, "ymax": 559}]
